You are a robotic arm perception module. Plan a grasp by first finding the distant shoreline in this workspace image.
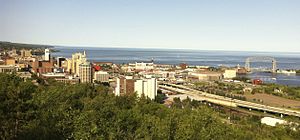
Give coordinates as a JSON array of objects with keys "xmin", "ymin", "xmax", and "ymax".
[
  {"xmin": 0, "ymin": 41, "xmax": 54, "ymax": 49},
  {"xmin": 1, "ymin": 41, "xmax": 299, "ymax": 53}
]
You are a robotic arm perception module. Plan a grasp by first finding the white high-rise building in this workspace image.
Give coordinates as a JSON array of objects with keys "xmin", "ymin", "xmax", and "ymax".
[
  {"xmin": 134, "ymin": 78, "xmax": 157, "ymax": 100},
  {"xmin": 115, "ymin": 78, "xmax": 120, "ymax": 96},
  {"xmin": 44, "ymin": 48, "xmax": 50, "ymax": 61},
  {"xmin": 79, "ymin": 62, "xmax": 92, "ymax": 83},
  {"xmin": 134, "ymin": 79, "xmax": 144, "ymax": 97},
  {"xmin": 146, "ymin": 78, "xmax": 157, "ymax": 99}
]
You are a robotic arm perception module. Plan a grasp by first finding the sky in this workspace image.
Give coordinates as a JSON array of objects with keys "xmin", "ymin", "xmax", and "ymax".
[{"xmin": 0, "ymin": 0, "xmax": 300, "ymax": 52}]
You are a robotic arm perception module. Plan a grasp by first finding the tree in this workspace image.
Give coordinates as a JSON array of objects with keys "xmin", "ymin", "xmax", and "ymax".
[
  {"xmin": 0, "ymin": 73, "xmax": 38, "ymax": 139},
  {"xmin": 1, "ymin": 73, "xmax": 300, "ymax": 139}
]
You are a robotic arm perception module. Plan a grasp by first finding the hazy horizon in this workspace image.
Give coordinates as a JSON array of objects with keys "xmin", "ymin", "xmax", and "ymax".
[{"xmin": 2, "ymin": 40, "xmax": 300, "ymax": 53}]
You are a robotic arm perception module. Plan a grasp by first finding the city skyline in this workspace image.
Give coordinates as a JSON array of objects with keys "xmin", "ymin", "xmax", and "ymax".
[
  {"xmin": 1, "ymin": 0, "xmax": 300, "ymax": 52},
  {"xmin": 1, "ymin": 1, "xmax": 300, "ymax": 137}
]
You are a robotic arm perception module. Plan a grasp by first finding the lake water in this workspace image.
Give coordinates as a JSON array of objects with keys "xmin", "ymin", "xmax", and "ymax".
[{"xmin": 53, "ymin": 46, "xmax": 300, "ymax": 86}]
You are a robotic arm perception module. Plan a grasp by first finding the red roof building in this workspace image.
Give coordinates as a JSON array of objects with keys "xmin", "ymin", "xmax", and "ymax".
[{"xmin": 252, "ymin": 79, "xmax": 263, "ymax": 85}]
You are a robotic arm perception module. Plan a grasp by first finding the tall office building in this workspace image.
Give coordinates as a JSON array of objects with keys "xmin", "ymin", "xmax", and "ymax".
[
  {"xmin": 56, "ymin": 57, "xmax": 66, "ymax": 67},
  {"xmin": 79, "ymin": 62, "xmax": 92, "ymax": 83},
  {"xmin": 65, "ymin": 58, "xmax": 73, "ymax": 73},
  {"xmin": 71, "ymin": 51, "xmax": 87, "ymax": 76},
  {"xmin": 44, "ymin": 48, "xmax": 50, "ymax": 61}
]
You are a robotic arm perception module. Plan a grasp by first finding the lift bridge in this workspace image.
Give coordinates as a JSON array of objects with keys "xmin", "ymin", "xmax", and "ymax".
[{"xmin": 245, "ymin": 56, "xmax": 277, "ymax": 73}]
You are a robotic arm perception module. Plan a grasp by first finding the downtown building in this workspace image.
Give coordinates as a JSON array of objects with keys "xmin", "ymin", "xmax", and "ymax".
[
  {"xmin": 30, "ymin": 59, "xmax": 54, "ymax": 74},
  {"xmin": 20, "ymin": 49, "xmax": 32, "ymax": 58},
  {"xmin": 29, "ymin": 48, "xmax": 54, "ymax": 74},
  {"xmin": 79, "ymin": 62, "xmax": 92, "ymax": 83},
  {"xmin": 44, "ymin": 48, "xmax": 50, "ymax": 61},
  {"xmin": 65, "ymin": 51, "xmax": 87, "ymax": 76},
  {"xmin": 134, "ymin": 78, "xmax": 157, "ymax": 100},
  {"xmin": 114, "ymin": 76, "xmax": 135, "ymax": 96},
  {"xmin": 114, "ymin": 76, "xmax": 158, "ymax": 100},
  {"xmin": 0, "ymin": 65, "xmax": 15, "ymax": 73},
  {"xmin": 94, "ymin": 71, "xmax": 109, "ymax": 83}
]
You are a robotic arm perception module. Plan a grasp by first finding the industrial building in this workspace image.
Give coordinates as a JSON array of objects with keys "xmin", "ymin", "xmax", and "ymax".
[{"xmin": 223, "ymin": 69, "xmax": 237, "ymax": 79}]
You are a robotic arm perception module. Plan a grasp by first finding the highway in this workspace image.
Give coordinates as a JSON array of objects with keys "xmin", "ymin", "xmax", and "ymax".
[{"xmin": 159, "ymin": 83, "xmax": 300, "ymax": 117}]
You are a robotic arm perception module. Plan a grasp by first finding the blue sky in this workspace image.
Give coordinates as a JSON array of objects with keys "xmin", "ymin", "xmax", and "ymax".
[{"xmin": 0, "ymin": 0, "xmax": 300, "ymax": 52}]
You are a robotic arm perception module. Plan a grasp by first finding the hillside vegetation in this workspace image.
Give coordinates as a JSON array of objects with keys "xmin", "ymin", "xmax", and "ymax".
[
  {"xmin": 0, "ymin": 73, "xmax": 299, "ymax": 140},
  {"xmin": 0, "ymin": 41, "xmax": 53, "ymax": 50}
]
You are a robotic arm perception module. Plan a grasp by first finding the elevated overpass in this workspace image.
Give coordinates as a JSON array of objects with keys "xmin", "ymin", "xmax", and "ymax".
[{"xmin": 159, "ymin": 83, "xmax": 300, "ymax": 117}]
